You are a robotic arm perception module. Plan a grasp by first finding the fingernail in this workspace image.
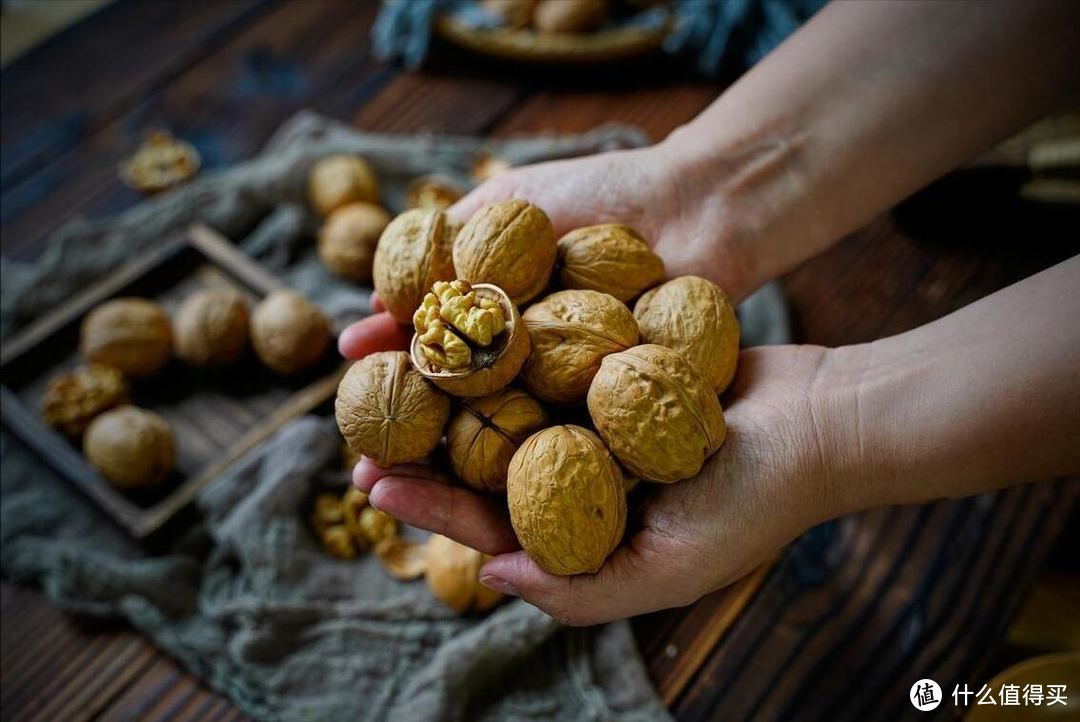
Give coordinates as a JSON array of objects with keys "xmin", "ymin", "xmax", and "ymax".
[{"xmin": 479, "ymin": 573, "xmax": 518, "ymax": 596}]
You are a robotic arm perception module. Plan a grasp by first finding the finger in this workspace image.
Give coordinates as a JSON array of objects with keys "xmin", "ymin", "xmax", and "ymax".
[
  {"xmin": 478, "ymin": 533, "xmax": 696, "ymax": 626},
  {"xmin": 370, "ymin": 292, "xmax": 385, "ymax": 313},
  {"xmin": 337, "ymin": 311, "xmax": 411, "ymax": 359},
  {"xmin": 368, "ymin": 476, "xmax": 519, "ymax": 555},
  {"xmin": 352, "ymin": 457, "xmax": 453, "ymax": 493}
]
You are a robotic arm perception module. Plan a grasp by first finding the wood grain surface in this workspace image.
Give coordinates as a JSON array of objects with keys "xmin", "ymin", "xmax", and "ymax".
[{"xmin": 2, "ymin": 2, "xmax": 1076, "ymax": 721}]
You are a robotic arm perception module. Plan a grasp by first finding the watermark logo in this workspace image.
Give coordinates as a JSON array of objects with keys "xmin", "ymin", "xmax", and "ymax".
[{"xmin": 911, "ymin": 679, "xmax": 943, "ymax": 711}]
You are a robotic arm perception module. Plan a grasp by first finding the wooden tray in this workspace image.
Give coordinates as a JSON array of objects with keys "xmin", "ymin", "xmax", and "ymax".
[{"xmin": 0, "ymin": 224, "xmax": 349, "ymax": 539}]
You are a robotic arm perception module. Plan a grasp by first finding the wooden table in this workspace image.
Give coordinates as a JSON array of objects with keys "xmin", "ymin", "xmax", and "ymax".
[{"xmin": 2, "ymin": 2, "xmax": 1076, "ymax": 720}]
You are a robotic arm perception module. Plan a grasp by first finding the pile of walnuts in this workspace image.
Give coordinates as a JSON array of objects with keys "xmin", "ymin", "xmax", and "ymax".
[
  {"xmin": 45, "ymin": 286, "xmax": 332, "ymax": 491},
  {"xmin": 336, "ymin": 198, "xmax": 740, "ymax": 588}
]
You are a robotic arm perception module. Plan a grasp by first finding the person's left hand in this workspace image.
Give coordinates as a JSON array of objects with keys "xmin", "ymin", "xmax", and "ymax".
[{"xmin": 352, "ymin": 344, "xmax": 847, "ymax": 625}]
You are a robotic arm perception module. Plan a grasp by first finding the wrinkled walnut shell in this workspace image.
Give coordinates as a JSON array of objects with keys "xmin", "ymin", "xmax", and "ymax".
[
  {"xmin": 410, "ymin": 283, "xmax": 530, "ymax": 397},
  {"xmin": 556, "ymin": 224, "xmax": 665, "ymax": 302},
  {"xmin": 507, "ymin": 425, "xmax": 626, "ymax": 576},
  {"xmin": 318, "ymin": 202, "xmax": 391, "ymax": 282},
  {"xmin": 309, "ymin": 154, "xmax": 380, "ymax": 217},
  {"xmin": 83, "ymin": 405, "xmax": 174, "ymax": 489},
  {"xmin": 335, "ymin": 351, "xmax": 451, "ymax": 467},
  {"xmin": 633, "ymin": 276, "xmax": 740, "ymax": 393},
  {"xmin": 454, "ymin": 200, "xmax": 556, "ymax": 305},
  {"xmin": 521, "ymin": 289, "xmax": 638, "ymax": 405},
  {"xmin": 446, "ymin": 388, "xmax": 548, "ymax": 492},
  {"xmin": 80, "ymin": 298, "xmax": 172, "ymax": 378},
  {"xmin": 373, "ymin": 208, "xmax": 457, "ymax": 323},
  {"xmin": 425, "ymin": 534, "xmax": 502, "ymax": 613},
  {"xmin": 587, "ymin": 344, "xmax": 726, "ymax": 483},
  {"xmin": 40, "ymin": 364, "xmax": 129, "ymax": 437},
  {"xmin": 250, "ymin": 290, "xmax": 330, "ymax": 374},
  {"xmin": 173, "ymin": 288, "xmax": 250, "ymax": 367}
]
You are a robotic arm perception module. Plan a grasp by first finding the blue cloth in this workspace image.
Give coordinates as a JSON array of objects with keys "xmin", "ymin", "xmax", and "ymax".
[{"xmin": 372, "ymin": 0, "xmax": 828, "ymax": 76}]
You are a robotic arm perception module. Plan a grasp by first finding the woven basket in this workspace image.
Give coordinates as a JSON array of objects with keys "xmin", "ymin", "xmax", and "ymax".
[{"xmin": 434, "ymin": 13, "xmax": 671, "ymax": 64}]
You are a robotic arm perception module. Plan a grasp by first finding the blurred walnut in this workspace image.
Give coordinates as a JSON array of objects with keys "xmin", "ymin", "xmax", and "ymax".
[
  {"xmin": 521, "ymin": 289, "xmax": 638, "ymax": 405},
  {"xmin": 482, "ymin": 0, "xmax": 535, "ymax": 28},
  {"xmin": 507, "ymin": 425, "xmax": 626, "ymax": 575},
  {"xmin": 587, "ymin": 344, "xmax": 725, "ymax": 483},
  {"xmin": 454, "ymin": 200, "xmax": 556, "ymax": 305},
  {"xmin": 471, "ymin": 153, "xmax": 512, "ymax": 183},
  {"xmin": 336, "ymin": 351, "xmax": 451, "ymax": 466},
  {"xmin": 358, "ymin": 507, "xmax": 398, "ymax": 547},
  {"xmin": 173, "ymin": 288, "xmax": 249, "ymax": 367},
  {"xmin": 83, "ymin": 405, "xmax": 174, "ymax": 489},
  {"xmin": 40, "ymin": 364, "xmax": 128, "ymax": 437},
  {"xmin": 555, "ymin": 224, "xmax": 664, "ymax": 302},
  {"xmin": 410, "ymin": 281, "xmax": 530, "ymax": 398},
  {"xmin": 119, "ymin": 130, "xmax": 200, "ymax": 194},
  {"xmin": 406, "ymin": 175, "xmax": 465, "ymax": 211},
  {"xmin": 319, "ymin": 525, "xmax": 358, "ymax": 560},
  {"xmin": 533, "ymin": 0, "xmax": 607, "ymax": 34},
  {"xmin": 446, "ymin": 388, "xmax": 548, "ymax": 492},
  {"xmin": 375, "ymin": 537, "xmax": 428, "ymax": 581},
  {"xmin": 318, "ymin": 202, "xmax": 390, "ymax": 283},
  {"xmin": 250, "ymin": 290, "xmax": 330, "ymax": 374},
  {"xmin": 633, "ymin": 276, "xmax": 740, "ymax": 393},
  {"xmin": 341, "ymin": 486, "xmax": 370, "ymax": 546},
  {"xmin": 309, "ymin": 154, "xmax": 380, "ymax": 217},
  {"xmin": 311, "ymin": 493, "xmax": 346, "ymax": 532},
  {"xmin": 425, "ymin": 534, "xmax": 502, "ymax": 613},
  {"xmin": 80, "ymin": 298, "xmax": 172, "ymax": 378},
  {"xmin": 372, "ymin": 208, "xmax": 456, "ymax": 323}
]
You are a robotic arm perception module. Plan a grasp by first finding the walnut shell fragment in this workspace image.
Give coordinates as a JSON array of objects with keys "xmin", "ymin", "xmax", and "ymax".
[
  {"xmin": 454, "ymin": 199, "xmax": 556, "ymax": 305},
  {"xmin": 375, "ymin": 537, "xmax": 428, "ymax": 581},
  {"xmin": 425, "ymin": 534, "xmax": 503, "ymax": 613},
  {"xmin": 309, "ymin": 154, "xmax": 380, "ymax": 217},
  {"xmin": 83, "ymin": 405, "xmax": 174, "ymax": 489},
  {"xmin": 318, "ymin": 202, "xmax": 391, "ymax": 282},
  {"xmin": 411, "ymin": 282, "xmax": 530, "ymax": 397},
  {"xmin": 373, "ymin": 208, "xmax": 456, "ymax": 323},
  {"xmin": 446, "ymin": 388, "xmax": 548, "ymax": 492},
  {"xmin": 521, "ymin": 289, "xmax": 638, "ymax": 405},
  {"xmin": 633, "ymin": 276, "xmax": 740, "ymax": 393},
  {"xmin": 556, "ymin": 224, "xmax": 664, "ymax": 302},
  {"xmin": 80, "ymin": 298, "xmax": 172, "ymax": 378},
  {"xmin": 335, "ymin": 351, "xmax": 451, "ymax": 467},
  {"xmin": 174, "ymin": 288, "xmax": 250, "ymax": 367},
  {"xmin": 250, "ymin": 290, "xmax": 330, "ymax": 374},
  {"xmin": 507, "ymin": 425, "xmax": 627, "ymax": 576},
  {"xmin": 40, "ymin": 364, "xmax": 129, "ymax": 437},
  {"xmin": 587, "ymin": 344, "xmax": 725, "ymax": 483}
]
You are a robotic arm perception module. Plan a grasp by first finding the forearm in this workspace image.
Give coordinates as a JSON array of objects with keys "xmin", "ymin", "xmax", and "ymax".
[
  {"xmin": 661, "ymin": 0, "xmax": 1080, "ymax": 291},
  {"xmin": 818, "ymin": 256, "xmax": 1080, "ymax": 514}
]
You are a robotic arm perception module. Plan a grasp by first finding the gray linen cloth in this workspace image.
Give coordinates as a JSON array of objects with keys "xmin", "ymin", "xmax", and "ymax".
[{"xmin": 0, "ymin": 111, "xmax": 788, "ymax": 721}]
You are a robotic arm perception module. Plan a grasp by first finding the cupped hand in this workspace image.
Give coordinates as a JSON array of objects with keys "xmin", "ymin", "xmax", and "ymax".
[{"xmin": 353, "ymin": 345, "xmax": 843, "ymax": 625}]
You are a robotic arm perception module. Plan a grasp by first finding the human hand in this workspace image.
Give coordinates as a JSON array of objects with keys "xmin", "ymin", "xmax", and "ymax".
[{"xmin": 353, "ymin": 344, "xmax": 846, "ymax": 625}]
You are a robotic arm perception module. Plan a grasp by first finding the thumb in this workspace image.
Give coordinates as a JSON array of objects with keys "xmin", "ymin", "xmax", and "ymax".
[{"xmin": 478, "ymin": 535, "xmax": 698, "ymax": 626}]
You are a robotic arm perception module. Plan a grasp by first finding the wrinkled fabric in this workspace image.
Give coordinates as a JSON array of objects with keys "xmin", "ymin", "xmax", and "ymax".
[{"xmin": 0, "ymin": 111, "xmax": 789, "ymax": 721}]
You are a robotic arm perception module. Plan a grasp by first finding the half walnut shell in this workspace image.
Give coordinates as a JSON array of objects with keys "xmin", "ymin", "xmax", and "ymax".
[{"xmin": 410, "ymin": 282, "xmax": 530, "ymax": 397}]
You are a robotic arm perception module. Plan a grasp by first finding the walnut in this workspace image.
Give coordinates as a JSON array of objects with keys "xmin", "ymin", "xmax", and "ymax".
[
  {"xmin": 425, "ymin": 534, "xmax": 502, "ymax": 613},
  {"xmin": 471, "ymin": 153, "xmax": 512, "ymax": 184},
  {"xmin": 308, "ymin": 154, "xmax": 380, "ymax": 217},
  {"xmin": 119, "ymin": 130, "xmax": 200, "ymax": 194},
  {"xmin": 318, "ymin": 202, "xmax": 391, "ymax": 282},
  {"xmin": 80, "ymin": 298, "xmax": 172, "ymax": 378},
  {"xmin": 521, "ymin": 289, "xmax": 638, "ymax": 405},
  {"xmin": 319, "ymin": 525, "xmax": 358, "ymax": 560},
  {"xmin": 40, "ymin": 364, "xmax": 128, "ymax": 437},
  {"xmin": 335, "ymin": 351, "xmax": 451, "ymax": 467},
  {"xmin": 341, "ymin": 486, "xmax": 369, "ymax": 545},
  {"xmin": 533, "ymin": 0, "xmax": 608, "ymax": 34},
  {"xmin": 406, "ymin": 175, "xmax": 464, "ymax": 211},
  {"xmin": 506, "ymin": 425, "xmax": 626, "ymax": 576},
  {"xmin": 311, "ymin": 492, "xmax": 346, "ymax": 532},
  {"xmin": 249, "ymin": 290, "xmax": 330, "ymax": 374},
  {"xmin": 410, "ymin": 281, "xmax": 530, "ymax": 397},
  {"xmin": 481, "ymin": 0, "xmax": 535, "ymax": 28},
  {"xmin": 587, "ymin": 344, "xmax": 726, "ymax": 483},
  {"xmin": 375, "ymin": 537, "xmax": 428, "ymax": 581},
  {"xmin": 372, "ymin": 208, "xmax": 456, "ymax": 323},
  {"xmin": 173, "ymin": 288, "xmax": 249, "ymax": 367},
  {"xmin": 555, "ymin": 224, "xmax": 664, "ymax": 302},
  {"xmin": 454, "ymin": 200, "xmax": 556, "ymax": 305},
  {"xmin": 633, "ymin": 276, "xmax": 740, "ymax": 393},
  {"xmin": 83, "ymin": 405, "xmax": 174, "ymax": 489},
  {"xmin": 358, "ymin": 507, "xmax": 398, "ymax": 547},
  {"xmin": 446, "ymin": 388, "xmax": 548, "ymax": 492}
]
